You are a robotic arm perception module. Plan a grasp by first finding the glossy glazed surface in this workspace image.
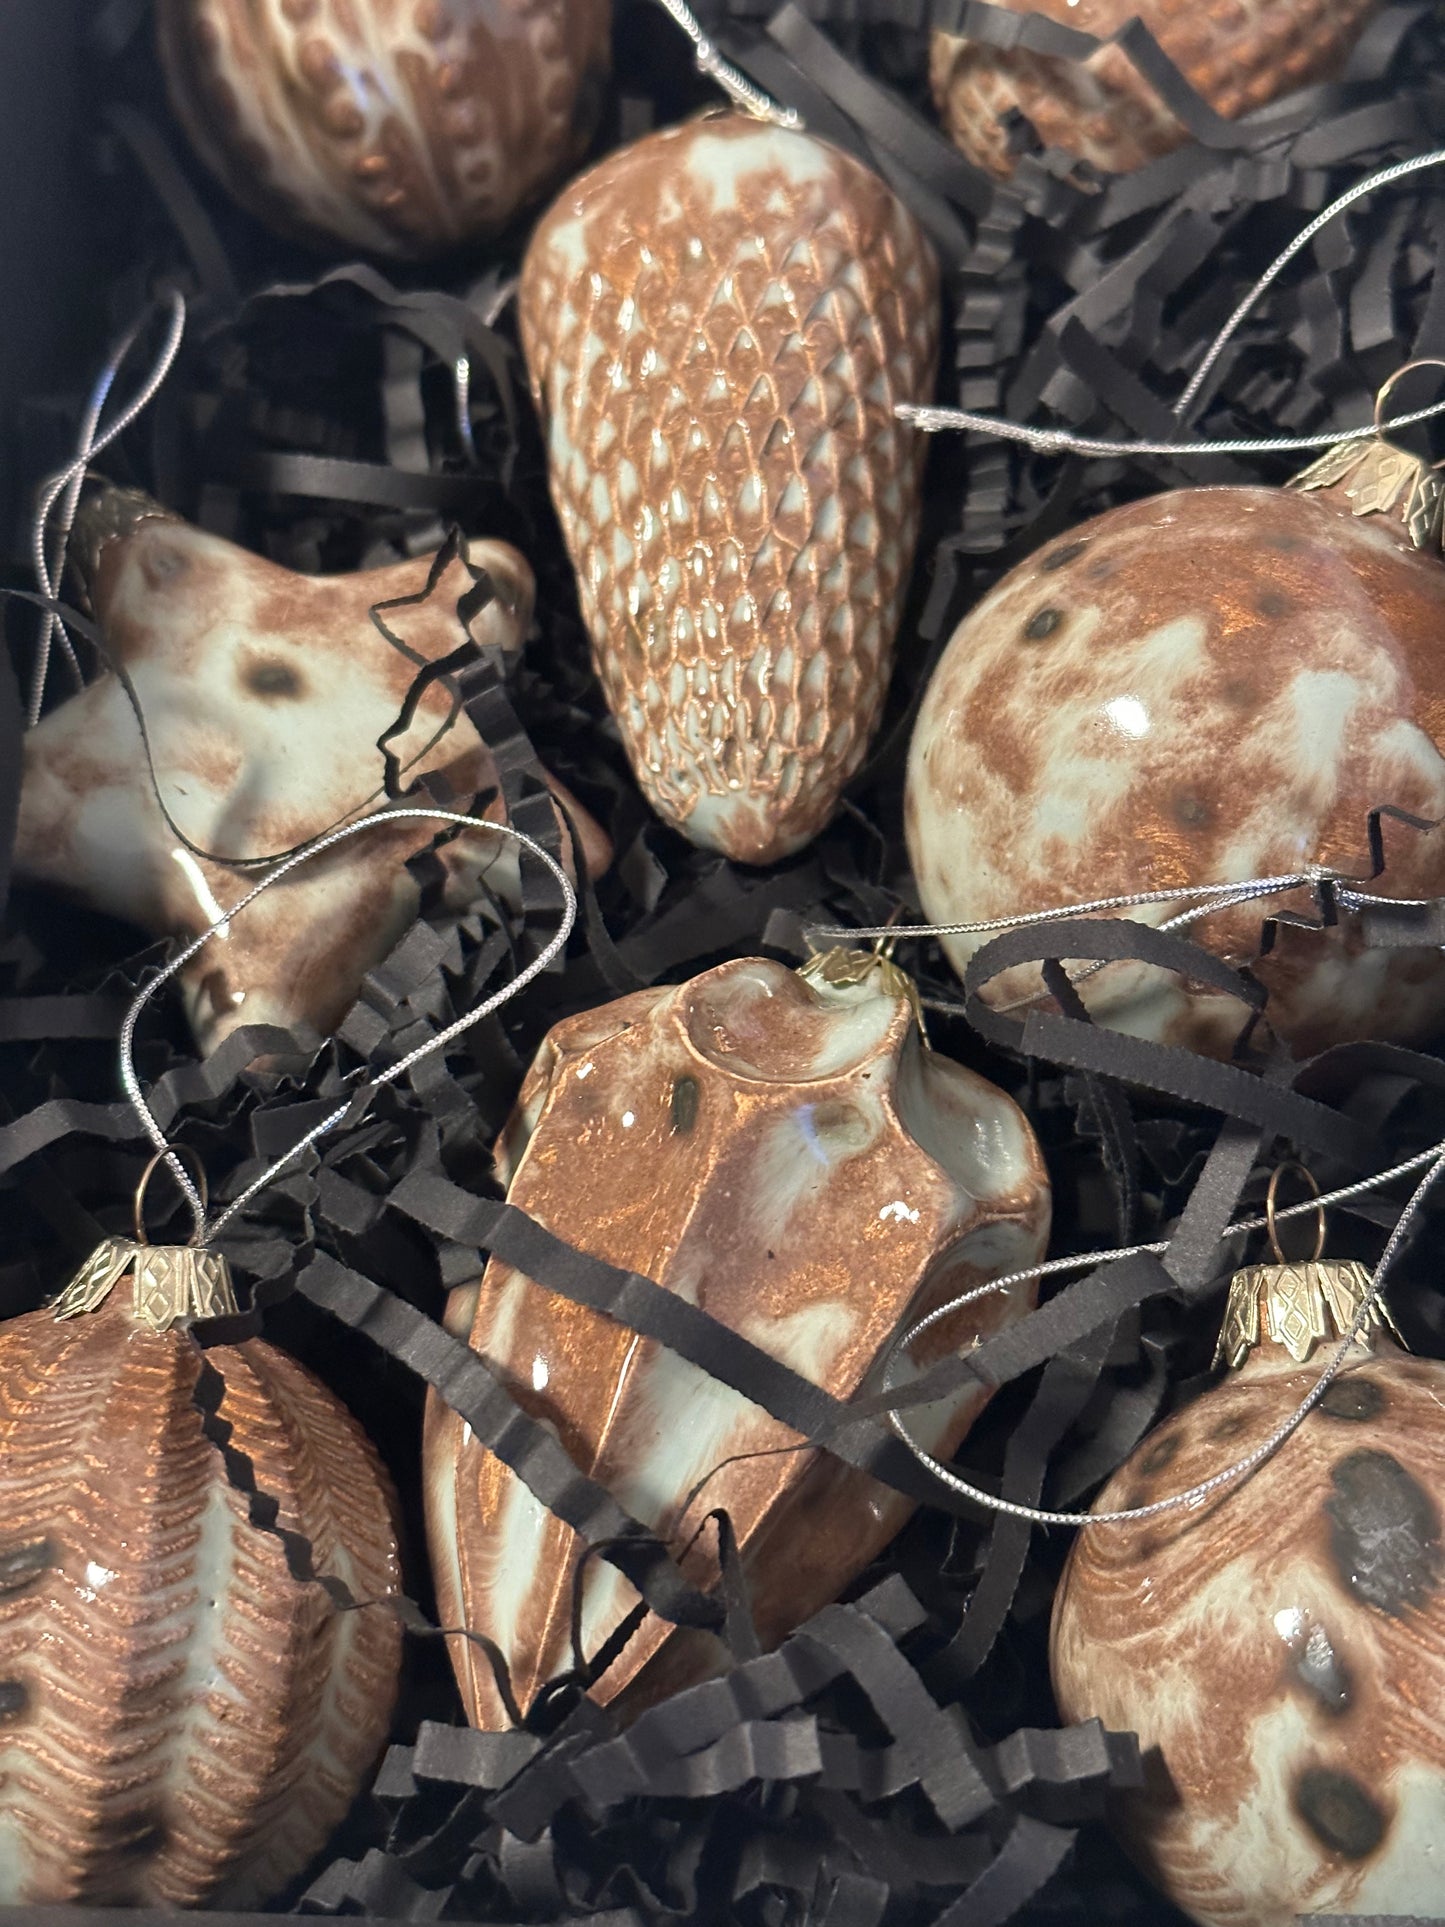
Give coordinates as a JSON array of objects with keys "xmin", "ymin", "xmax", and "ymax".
[
  {"xmin": 520, "ymin": 114, "xmax": 940, "ymax": 864},
  {"xmin": 0, "ymin": 1291, "xmax": 402, "ymax": 1905},
  {"xmin": 906, "ymin": 485, "xmax": 1445, "ymax": 1059},
  {"xmin": 424, "ymin": 957, "xmax": 1049, "ymax": 1726},
  {"xmin": 1052, "ymin": 1331, "xmax": 1445, "ymax": 1927},
  {"xmin": 157, "ymin": 0, "xmax": 611, "ymax": 256},
  {"xmin": 931, "ymin": 0, "xmax": 1376, "ymax": 178},
  {"xmin": 15, "ymin": 489, "xmax": 608, "ymax": 1055}
]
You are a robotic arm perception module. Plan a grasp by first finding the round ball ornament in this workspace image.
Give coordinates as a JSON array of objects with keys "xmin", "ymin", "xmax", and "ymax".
[
  {"xmin": 0, "ymin": 1171, "xmax": 404, "ymax": 1906},
  {"xmin": 905, "ymin": 429, "xmax": 1445, "ymax": 1060},
  {"xmin": 930, "ymin": 0, "xmax": 1378, "ymax": 179},
  {"xmin": 1051, "ymin": 1195, "xmax": 1445, "ymax": 1926},
  {"xmin": 156, "ymin": 0, "xmax": 612, "ymax": 257}
]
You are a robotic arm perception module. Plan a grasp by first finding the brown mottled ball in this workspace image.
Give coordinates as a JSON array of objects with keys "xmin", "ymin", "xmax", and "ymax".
[
  {"xmin": 0, "ymin": 1290, "xmax": 403, "ymax": 1905},
  {"xmin": 905, "ymin": 485, "xmax": 1445, "ymax": 1060},
  {"xmin": 156, "ymin": 0, "xmax": 611, "ymax": 256},
  {"xmin": 930, "ymin": 0, "xmax": 1378, "ymax": 178},
  {"xmin": 519, "ymin": 114, "xmax": 940, "ymax": 864},
  {"xmin": 1051, "ymin": 1332, "xmax": 1445, "ymax": 1926}
]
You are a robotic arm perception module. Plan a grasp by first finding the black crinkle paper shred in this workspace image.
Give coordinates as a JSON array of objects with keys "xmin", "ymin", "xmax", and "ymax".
[{"xmin": 6, "ymin": 4, "xmax": 1445, "ymax": 1924}]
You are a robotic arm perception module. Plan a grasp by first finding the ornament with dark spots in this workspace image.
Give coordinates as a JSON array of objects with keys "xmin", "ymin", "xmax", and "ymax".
[
  {"xmin": 1326, "ymin": 1448, "xmax": 1440, "ymax": 1616},
  {"xmin": 1292, "ymin": 1764, "xmax": 1388, "ymax": 1859},
  {"xmin": 1256, "ymin": 589, "xmax": 1294, "ymax": 619},
  {"xmin": 1209, "ymin": 1411, "xmax": 1249, "ymax": 1444},
  {"xmin": 1023, "ymin": 606, "xmax": 1064, "ymax": 641},
  {"xmin": 243, "ymin": 657, "xmax": 306, "ymax": 701},
  {"xmin": 1173, "ymin": 793, "xmax": 1213, "ymax": 830},
  {"xmin": 0, "ymin": 1540, "xmax": 53, "ymax": 1594},
  {"xmin": 1138, "ymin": 1432, "xmax": 1182, "ymax": 1476},
  {"xmin": 670, "ymin": 1075, "xmax": 699, "ymax": 1135},
  {"xmin": 0, "ymin": 1681, "xmax": 27, "ymax": 1721},
  {"xmin": 1320, "ymin": 1377, "xmax": 1386, "ymax": 1422},
  {"xmin": 1040, "ymin": 540, "xmax": 1089, "ymax": 573}
]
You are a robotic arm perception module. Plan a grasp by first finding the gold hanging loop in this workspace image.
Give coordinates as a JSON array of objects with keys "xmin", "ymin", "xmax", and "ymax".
[
  {"xmin": 133, "ymin": 1146, "xmax": 210, "ymax": 1248},
  {"xmin": 1264, "ymin": 1161, "xmax": 1325, "ymax": 1266},
  {"xmin": 1373, "ymin": 356, "xmax": 1445, "ymax": 436}
]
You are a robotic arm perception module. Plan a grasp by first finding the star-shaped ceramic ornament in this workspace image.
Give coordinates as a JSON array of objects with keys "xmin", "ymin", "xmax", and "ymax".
[{"xmin": 15, "ymin": 489, "xmax": 609, "ymax": 1054}]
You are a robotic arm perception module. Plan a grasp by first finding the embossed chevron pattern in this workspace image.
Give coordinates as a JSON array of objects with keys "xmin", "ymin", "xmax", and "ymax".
[
  {"xmin": 520, "ymin": 115, "xmax": 940, "ymax": 864},
  {"xmin": 156, "ymin": 0, "xmax": 611, "ymax": 256},
  {"xmin": 0, "ymin": 1293, "xmax": 402, "ymax": 1905}
]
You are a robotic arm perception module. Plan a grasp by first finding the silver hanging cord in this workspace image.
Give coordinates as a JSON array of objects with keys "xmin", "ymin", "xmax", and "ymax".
[
  {"xmin": 117, "ymin": 808, "xmax": 578, "ymax": 1249},
  {"xmin": 28, "ymin": 290, "xmax": 188, "ymax": 729},
  {"xmin": 650, "ymin": 0, "xmax": 801, "ymax": 128},
  {"xmin": 898, "ymin": 147, "xmax": 1445, "ymax": 456},
  {"xmin": 884, "ymin": 1139, "xmax": 1445, "ymax": 1528}
]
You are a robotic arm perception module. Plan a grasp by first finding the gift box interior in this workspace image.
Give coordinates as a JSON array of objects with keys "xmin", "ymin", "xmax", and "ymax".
[{"xmin": 6, "ymin": 1, "xmax": 1445, "ymax": 1923}]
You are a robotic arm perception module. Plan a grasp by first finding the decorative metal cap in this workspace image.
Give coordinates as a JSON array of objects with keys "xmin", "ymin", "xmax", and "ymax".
[
  {"xmin": 51, "ymin": 1145, "xmax": 237, "ymax": 1334},
  {"xmin": 1288, "ymin": 360, "xmax": 1445, "ymax": 554},
  {"xmin": 799, "ymin": 945, "xmax": 925, "ymax": 1034},
  {"xmin": 1214, "ymin": 1257, "xmax": 1402, "ymax": 1370}
]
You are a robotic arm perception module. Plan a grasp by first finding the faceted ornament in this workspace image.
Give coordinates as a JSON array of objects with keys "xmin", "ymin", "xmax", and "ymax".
[
  {"xmin": 156, "ymin": 0, "xmax": 612, "ymax": 257},
  {"xmin": 905, "ymin": 481, "xmax": 1445, "ymax": 1060},
  {"xmin": 0, "ymin": 1270, "xmax": 402, "ymax": 1904},
  {"xmin": 424, "ymin": 953, "xmax": 1049, "ymax": 1727},
  {"xmin": 15, "ymin": 488, "xmax": 608, "ymax": 1054},
  {"xmin": 931, "ymin": 0, "xmax": 1378, "ymax": 179},
  {"xmin": 1052, "ymin": 1260, "xmax": 1445, "ymax": 1926},
  {"xmin": 520, "ymin": 113, "xmax": 940, "ymax": 865}
]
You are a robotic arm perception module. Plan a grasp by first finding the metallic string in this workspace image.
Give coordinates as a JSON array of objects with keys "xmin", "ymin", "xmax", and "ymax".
[
  {"xmin": 117, "ymin": 809, "xmax": 578, "ymax": 1249},
  {"xmin": 898, "ymin": 148, "xmax": 1445, "ymax": 456},
  {"xmin": 27, "ymin": 290, "xmax": 188, "ymax": 729},
  {"xmin": 649, "ymin": 0, "xmax": 801, "ymax": 127}
]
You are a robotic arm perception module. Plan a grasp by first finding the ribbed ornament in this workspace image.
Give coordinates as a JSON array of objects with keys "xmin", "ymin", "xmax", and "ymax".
[{"xmin": 0, "ymin": 1287, "xmax": 403, "ymax": 1905}]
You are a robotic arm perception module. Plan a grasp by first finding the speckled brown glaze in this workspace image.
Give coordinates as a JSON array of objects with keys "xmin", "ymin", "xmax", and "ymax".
[
  {"xmin": 0, "ymin": 1288, "xmax": 402, "ymax": 1905},
  {"xmin": 931, "ymin": 0, "xmax": 1377, "ymax": 178},
  {"xmin": 424, "ymin": 955, "xmax": 1048, "ymax": 1727},
  {"xmin": 905, "ymin": 485, "xmax": 1445, "ymax": 1059},
  {"xmin": 156, "ymin": 0, "xmax": 611, "ymax": 257},
  {"xmin": 519, "ymin": 114, "xmax": 940, "ymax": 864},
  {"xmin": 1051, "ymin": 1304, "xmax": 1445, "ymax": 1926},
  {"xmin": 15, "ymin": 490, "xmax": 608, "ymax": 1056}
]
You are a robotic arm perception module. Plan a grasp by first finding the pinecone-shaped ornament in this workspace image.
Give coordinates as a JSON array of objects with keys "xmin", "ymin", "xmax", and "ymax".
[
  {"xmin": 0, "ymin": 1231, "xmax": 403, "ymax": 1905},
  {"xmin": 520, "ymin": 112, "xmax": 940, "ymax": 865},
  {"xmin": 931, "ymin": 0, "xmax": 1378, "ymax": 180}
]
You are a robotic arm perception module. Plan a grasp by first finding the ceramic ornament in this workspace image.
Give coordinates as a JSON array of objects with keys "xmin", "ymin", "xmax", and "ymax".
[
  {"xmin": 1051, "ymin": 1224, "xmax": 1445, "ymax": 1927},
  {"xmin": 155, "ymin": 0, "xmax": 611, "ymax": 258},
  {"xmin": 424, "ymin": 950, "xmax": 1049, "ymax": 1727},
  {"xmin": 905, "ymin": 449, "xmax": 1445, "ymax": 1061},
  {"xmin": 519, "ymin": 113, "xmax": 940, "ymax": 865},
  {"xmin": 0, "ymin": 1222, "xmax": 403, "ymax": 1904},
  {"xmin": 930, "ymin": 0, "xmax": 1378, "ymax": 180},
  {"xmin": 15, "ymin": 488, "xmax": 609, "ymax": 1056}
]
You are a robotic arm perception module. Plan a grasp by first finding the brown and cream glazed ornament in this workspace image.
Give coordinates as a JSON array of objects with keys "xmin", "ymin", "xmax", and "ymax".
[
  {"xmin": 156, "ymin": 0, "xmax": 611, "ymax": 257},
  {"xmin": 1051, "ymin": 1246, "xmax": 1445, "ymax": 1926},
  {"xmin": 424, "ymin": 950, "xmax": 1049, "ymax": 1726},
  {"xmin": 906, "ymin": 447, "xmax": 1445, "ymax": 1060},
  {"xmin": 0, "ymin": 1226, "xmax": 403, "ymax": 1904},
  {"xmin": 931, "ymin": 0, "xmax": 1378, "ymax": 179},
  {"xmin": 520, "ymin": 113, "xmax": 940, "ymax": 865},
  {"xmin": 15, "ymin": 488, "xmax": 608, "ymax": 1056}
]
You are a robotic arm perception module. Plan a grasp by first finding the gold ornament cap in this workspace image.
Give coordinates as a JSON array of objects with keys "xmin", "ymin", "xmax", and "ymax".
[
  {"xmin": 799, "ymin": 942, "xmax": 926, "ymax": 1036},
  {"xmin": 52, "ymin": 1148, "xmax": 237, "ymax": 1334},
  {"xmin": 1213, "ymin": 1163, "xmax": 1402, "ymax": 1370},
  {"xmin": 1288, "ymin": 359, "xmax": 1445, "ymax": 554}
]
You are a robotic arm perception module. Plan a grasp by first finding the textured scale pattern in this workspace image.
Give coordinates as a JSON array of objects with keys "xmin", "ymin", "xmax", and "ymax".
[
  {"xmin": 520, "ymin": 115, "xmax": 940, "ymax": 864},
  {"xmin": 156, "ymin": 0, "xmax": 611, "ymax": 257},
  {"xmin": 931, "ymin": 0, "xmax": 1378, "ymax": 178},
  {"xmin": 0, "ymin": 1294, "xmax": 402, "ymax": 1905},
  {"xmin": 1053, "ymin": 1332, "xmax": 1445, "ymax": 1925},
  {"xmin": 424, "ymin": 957, "xmax": 1048, "ymax": 1728}
]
